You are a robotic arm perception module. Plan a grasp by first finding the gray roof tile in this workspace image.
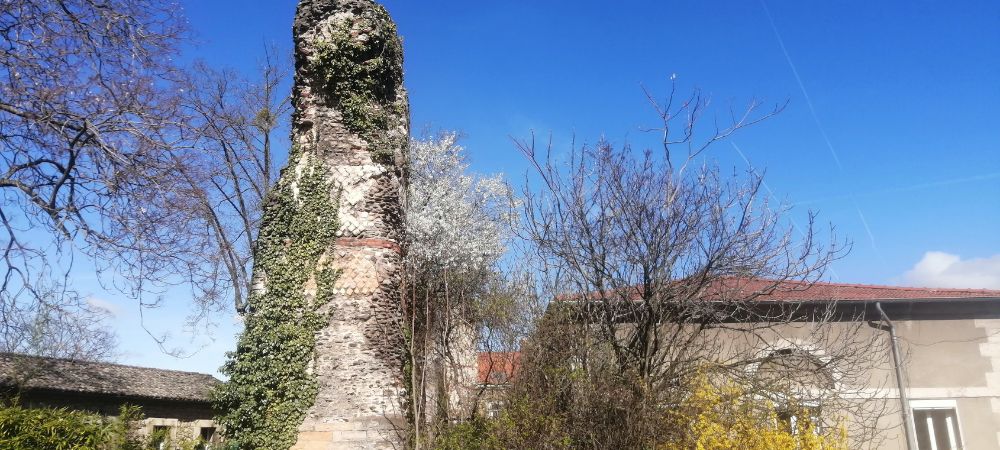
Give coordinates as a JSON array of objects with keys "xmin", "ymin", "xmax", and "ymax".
[{"xmin": 0, "ymin": 353, "xmax": 220, "ymax": 403}]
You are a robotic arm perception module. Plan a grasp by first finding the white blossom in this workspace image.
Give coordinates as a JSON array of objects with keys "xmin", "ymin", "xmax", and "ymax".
[{"xmin": 406, "ymin": 133, "xmax": 516, "ymax": 274}]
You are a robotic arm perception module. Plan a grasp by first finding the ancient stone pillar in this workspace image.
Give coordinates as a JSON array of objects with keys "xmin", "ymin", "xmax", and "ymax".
[{"xmin": 291, "ymin": 1, "xmax": 408, "ymax": 448}]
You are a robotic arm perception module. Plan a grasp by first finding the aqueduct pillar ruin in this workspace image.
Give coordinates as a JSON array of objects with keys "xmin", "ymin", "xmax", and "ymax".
[{"xmin": 291, "ymin": 0, "xmax": 408, "ymax": 448}]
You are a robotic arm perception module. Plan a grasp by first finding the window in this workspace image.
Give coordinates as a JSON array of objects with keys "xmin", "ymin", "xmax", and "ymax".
[
  {"xmin": 912, "ymin": 400, "xmax": 964, "ymax": 450},
  {"xmin": 151, "ymin": 425, "xmax": 171, "ymax": 450},
  {"xmin": 198, "ymin": 427, "xmax": 217, "ymax": 450},
  {"xmin": 485, "ymin": 400, "xmax": 504, "ymax": 419},
  {"xmin": 777, "ymin": 405, "xmax": 822, "ymax": 435},
  {"xmin": 487, "ymin": 370, "xmax": 508, "ymax": 384},
  {"xmin": 756, "ymin": 348, "xmax": 836, "ymax": 392}
]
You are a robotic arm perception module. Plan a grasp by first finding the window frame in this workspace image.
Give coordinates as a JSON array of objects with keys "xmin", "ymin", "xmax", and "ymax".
[
  {"xmin": 151, "ymin": 425, "xmax": 172, "ymax": 450},
  {"xmin": 776, "ymin": 402, "xmax": 823, "ymax": 436},
  {"xmin": 910, "ymin": 399, "xmax": 966, "ymax": 450},
  {"xmin": 485, "ymin": 400, "xmax": 504, "ymax": 419},
  {"xmin": 198, "ymin": 426, "xmax": 218, "ymax": 450},
  {"xmin": 749, "ymin": 344, "xmax": 842, "ymax": 398}
]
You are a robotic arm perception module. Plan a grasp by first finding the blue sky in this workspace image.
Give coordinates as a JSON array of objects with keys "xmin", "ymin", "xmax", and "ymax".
[{"xmin": 81, "ymin": 0, "xmax": 999, "ymax": 375}]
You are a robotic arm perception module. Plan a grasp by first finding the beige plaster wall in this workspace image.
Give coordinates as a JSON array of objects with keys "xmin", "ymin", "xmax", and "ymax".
[
  {"xmin": 637, "ymin": 316, "xmax": 1000, "ymax": 448},
  {"xmin": 763, "ymin": 317, "xmax": 1000, "ymax": 449}
]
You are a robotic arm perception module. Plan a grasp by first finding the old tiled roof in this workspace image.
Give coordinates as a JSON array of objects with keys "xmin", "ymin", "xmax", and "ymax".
[
  {"xmin": 477, "ymin": 352, "xmax": 520, "ymax": 385},
  {"xmin": 0, "ymin": 353, "xmax": 220, "ymax": 403},
  {"xmin": 704, "ymin": 278, "xmax": 1000, "ymax": 302},
  {"xmin": 557, "ymin": 278, "xmax": 1000, "ymax": 304}
]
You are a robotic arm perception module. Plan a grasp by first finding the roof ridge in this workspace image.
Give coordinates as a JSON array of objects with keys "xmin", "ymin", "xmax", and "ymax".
[
  {"xmin": 0, "ymin": 352, "xmax": 218, "ymax": 379},
  {"xmin": 786, "ymin": 279, "xmax": 1000, "ymax": 294}
]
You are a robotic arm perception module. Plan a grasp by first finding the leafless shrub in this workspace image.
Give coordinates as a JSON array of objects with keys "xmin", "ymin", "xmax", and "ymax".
[{"xmin": 494, "ymin": 83, "xmax": 891, "ymax": 448}]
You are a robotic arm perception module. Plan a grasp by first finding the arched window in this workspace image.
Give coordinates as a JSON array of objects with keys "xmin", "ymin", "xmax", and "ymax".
[
  {"xmin": 755, "ymin": 348, "xmax": 835, "ymax": 434},
  {"xmin": 756, "ymin": 348, "xmax": 835, "ymax": 391}
]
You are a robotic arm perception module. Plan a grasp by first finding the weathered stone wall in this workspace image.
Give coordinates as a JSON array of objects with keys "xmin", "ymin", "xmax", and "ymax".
[{"xmin": 290, "ymin": 1, "xmax": 408, "ymax": 448}]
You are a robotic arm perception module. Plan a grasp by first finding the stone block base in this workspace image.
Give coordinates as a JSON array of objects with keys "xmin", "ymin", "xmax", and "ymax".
[{"xmin": 292, "ymin": 417, "xmax": 402, "ymax": 450}]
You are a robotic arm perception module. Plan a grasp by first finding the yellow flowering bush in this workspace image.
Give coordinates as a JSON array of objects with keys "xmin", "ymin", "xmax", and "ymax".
[{"xmin": 659, "ymin": 375, "xmax": 847, "ymax": 450}]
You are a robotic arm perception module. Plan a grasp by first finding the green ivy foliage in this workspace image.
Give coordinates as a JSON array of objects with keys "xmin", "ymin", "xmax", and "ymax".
[
  {"xmin": 215, "ymin": 154, "xmax": 339, "ymax": 450},
  {"xmin": 311, "ymin": 4, "xmax": 405, "ymax": 163}
]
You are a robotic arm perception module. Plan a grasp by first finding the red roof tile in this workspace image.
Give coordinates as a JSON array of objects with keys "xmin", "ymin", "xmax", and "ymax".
[
  {"xmin": 477, "ymin": 352, "xmax": 521, "ymax": 385},
  {"xmin": 707, "ymin": 278, "xmax": 1000, "ymax": 302},
  {"xmin": 556, "ymin": 278, "xmax": 1000, "ymax": 304}
]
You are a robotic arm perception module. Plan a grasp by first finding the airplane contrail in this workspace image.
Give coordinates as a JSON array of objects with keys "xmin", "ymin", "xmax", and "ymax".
[
  {"xmin": 760, "ymin": 0, "xmax": 843, "ymax": 171},
  {"xmin": 759, "ymin": 0, "xmax": 891, "ymax": 267},
  {"xmin": 794, "ymin": 171, "xmax": 1000, "ymax": 206}
]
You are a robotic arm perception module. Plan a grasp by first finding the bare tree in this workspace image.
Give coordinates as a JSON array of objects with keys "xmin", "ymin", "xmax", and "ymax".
[
  {"xmin": 1, "ymin": 0, "xmax": 294, "ymax": 357},
  {"xmin": 90, "ymin": 50, "xmax": 291, "ymax": 335},
  {"xmin": 498, "ymin": 83, "xmax": 890, "ymax": 448},
  {"xmin": 0, "ymin": 0, "xmax": 189, "ymax": 354},
  {"xmin": 164, "ymin": 50, "xmax": 291, "ymax": 319},
  {"xmin": 0, "ymin": 278, "xmax": 116, "ymax": 361}
]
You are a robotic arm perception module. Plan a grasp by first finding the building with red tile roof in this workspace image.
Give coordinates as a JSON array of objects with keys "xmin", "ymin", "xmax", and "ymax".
[
  {"xmin": 538, "ymin": 278, "xmax": 1000, "ymax": 449},
  {"xmin": 477, "ymin": 352, "xmax": 521, "ymax": 386}
]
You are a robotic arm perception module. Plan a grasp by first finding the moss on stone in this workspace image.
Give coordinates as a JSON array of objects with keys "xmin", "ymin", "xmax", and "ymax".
[{"xmin": 311, "ymin": 5, "xmax": 405, "ymax": 164}]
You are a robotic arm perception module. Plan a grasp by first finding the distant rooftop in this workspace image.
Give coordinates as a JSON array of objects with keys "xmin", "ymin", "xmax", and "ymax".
[
  {"xmin": 555, "ymin": 278, "xmax": 1000, "ymax": 304},
  {"xmin": 478, "ymin": 352, "xmax": 520, "ymax": 385},
  {"xmin": 0, "ymin": 353, "xmax": 220, "ymax": 403},
  {"xmin": 706, "ymin": 278, "xmax": 1000, "ymax": 302}
]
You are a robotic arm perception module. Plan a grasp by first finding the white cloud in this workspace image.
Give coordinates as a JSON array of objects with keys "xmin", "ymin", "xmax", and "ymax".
[
  {"xmin": 902, "ymin": 251, "xmax": 1000, "ymax": 289},
  {"xmin": 86, "ymin": 296, "xmax": 122, "ymax": 318}
]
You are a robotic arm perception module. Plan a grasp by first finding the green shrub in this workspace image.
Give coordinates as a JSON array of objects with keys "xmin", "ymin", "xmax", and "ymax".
[
  {"xmin": 432, "ymin": 399, "xmax": 571, "ymax": 450},
  {"xmin": 433, "ymin": 417, "xmax": 498, "ymax": 450},
  {"xmin": 0, "ymin": 402, "xmax": 147, "ymax": 450}
]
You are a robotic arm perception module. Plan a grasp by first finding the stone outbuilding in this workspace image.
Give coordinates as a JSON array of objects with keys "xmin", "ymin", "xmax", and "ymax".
[{"xmin": 0, "ymin": 352, "xmax": 222, "ymax": 447}]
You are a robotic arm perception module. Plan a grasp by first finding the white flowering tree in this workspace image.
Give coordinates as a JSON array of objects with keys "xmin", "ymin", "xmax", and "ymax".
[
  {"xmin": 403, "ymin": 132, "xmax": 517, "ymax": 447},
  {"xmin": 406, "ymin": 132, "xmax": 512, "ymax": 272}
]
